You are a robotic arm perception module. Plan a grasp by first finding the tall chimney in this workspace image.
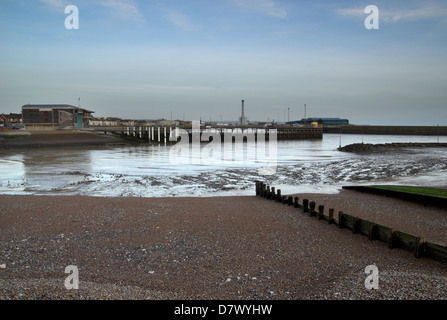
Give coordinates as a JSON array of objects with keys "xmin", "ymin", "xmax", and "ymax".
[{"xmin": 242, "ymin": 100, "xmax": 245, "ymax": 116}]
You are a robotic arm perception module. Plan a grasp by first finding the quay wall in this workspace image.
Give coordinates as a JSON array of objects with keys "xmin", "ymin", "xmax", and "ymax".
[{"xmin": 324, "ymin": 125, "xmax": 447, "ymax": 136}]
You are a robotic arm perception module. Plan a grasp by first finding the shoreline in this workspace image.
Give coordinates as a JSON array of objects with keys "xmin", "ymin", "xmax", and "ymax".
[
  {"xmin": 1, "ymin": 192, "xmax": 446, "ymax": 300},
  {"xmin": 338, "ymin": 142, "xmax": 447, "ymax": 154}
]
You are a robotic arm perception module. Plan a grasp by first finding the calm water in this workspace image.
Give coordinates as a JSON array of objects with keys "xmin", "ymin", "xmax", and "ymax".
[{"xmin": 1, "ymin": 134, "xmax": 447, "ymax": 197}]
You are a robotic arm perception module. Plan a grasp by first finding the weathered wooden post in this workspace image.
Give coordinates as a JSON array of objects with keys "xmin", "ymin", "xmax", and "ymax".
[
  {"xmin": 260, "ymin": 183, "xmax": 265, "ymax": 197},
  {"xmin": 276, "ymin": 189, "xmax": 282, "ymax": 203},
  {"xmin": 255, "ymin": 181, "xmax": 260, "ymax": 196},
  {"xmin": 271, "ymin": 187, "xmax": 276, "ymax": 201},
  {"xmin": 388, "ymin": 229, "xmax": 398, "ymax": 249},
  {"xmin": 303, "ymin": 199, "xmax": 309, "ymax": 213},
  {"xmin": 368, "ymin": 223, "xmax": 377, "ymax": 241},
  {"xmin": 164, "ymin": 127, "xmax": 167, "ymax": 144},
  {"xmin": 352, "ymin": 217, "xmax": 361, "ymax": 234},
  {"xmin": 288, "ymin": 196, "xmax": 293, "ymax": 206},
  {"xmin": 338, "ymin": 211, "xmax": 345, "ymax": 229},
  {"xmin": 328, "ymin": 208, "xmax": 335, "ymax": 224},
  {"xmin": 309, "ymin": 201, "xmax": 316, "ymax": 217},
  {"xmin": 266, "ymin": 186, "xmax": 271, "ymax": 199},
  {"xmin": 414, "ymin": 237, "xmax": 426, "ymax": 259},
  {"xmin": 318, "ymin": 205, "xmax": 324, "ymax": 220},
  {"xmin": 158, "ymin": 127, "xmax": 161, "ymax": 142},
  {"xmin": 282, "ymin": 196, "xmax": 288, "ymax": 204},
  {"xmin": 294, "ymin": 197, "xmax": 299, "ymax": 208}
]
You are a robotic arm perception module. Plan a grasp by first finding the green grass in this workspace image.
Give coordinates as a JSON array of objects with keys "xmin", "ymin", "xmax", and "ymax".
[{"xmin": 370, "ymin": 185, "xmax": 447, "ymax": 199}]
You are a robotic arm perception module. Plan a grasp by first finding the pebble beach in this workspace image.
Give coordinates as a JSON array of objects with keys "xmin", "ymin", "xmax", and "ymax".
[{"xmin": 1, "ymin": 191, "xmax": 446, "ymax": 300}]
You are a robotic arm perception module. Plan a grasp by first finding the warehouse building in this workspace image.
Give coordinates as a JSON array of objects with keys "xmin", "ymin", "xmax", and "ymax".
[{"xmin": 22, "ymin": 104, "xmax": 94, "ymax": 130}]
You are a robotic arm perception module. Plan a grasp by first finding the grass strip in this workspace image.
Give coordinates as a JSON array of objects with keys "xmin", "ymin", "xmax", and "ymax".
[{"xmin": 369, "ymin": 185, "xmax": 447, "ymax": 199}]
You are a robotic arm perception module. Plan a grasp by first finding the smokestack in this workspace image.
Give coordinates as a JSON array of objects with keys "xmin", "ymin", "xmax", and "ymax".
[{"xmin": 242, "ymin": 100, "xmax": 245, "ymax": 116}]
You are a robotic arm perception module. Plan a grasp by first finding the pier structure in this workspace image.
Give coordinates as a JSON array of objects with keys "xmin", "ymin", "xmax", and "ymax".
[{"xmin": 94, "ymin": 125, "xmax": 323, "ymax": 144}]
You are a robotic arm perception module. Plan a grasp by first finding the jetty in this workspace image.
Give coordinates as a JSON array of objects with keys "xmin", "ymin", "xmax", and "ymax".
[{"xmin": 93, "ymin": 125, "xmax": 323, "ymax": 144}]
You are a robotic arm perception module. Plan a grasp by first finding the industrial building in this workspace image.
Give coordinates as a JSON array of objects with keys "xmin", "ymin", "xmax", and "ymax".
[
  {"xmin": 288, "ymin": 118, "xmax": 349, "ymax": 127},
  {"xmin": 22, "ymin": 104, "xmax": 94, "ymax": 130}
]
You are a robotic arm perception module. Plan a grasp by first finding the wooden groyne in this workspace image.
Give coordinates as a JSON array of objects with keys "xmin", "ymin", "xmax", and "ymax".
[
  {"xmin": 324, "ymin": 125, "xmax": 447, "ymax": 136},
  {"xmin": 255, "ymin": 181, "xmax": 447, "ymax": 264},
  {"xmin": 94, "ymin": 126, "xmax": 323, "ymax": 143}
]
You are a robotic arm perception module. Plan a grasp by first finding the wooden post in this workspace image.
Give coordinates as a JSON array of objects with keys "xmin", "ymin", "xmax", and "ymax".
[
  {"xmin": 388, "ymin": 229, "xmax": 398, "ymax": 249},
  {"xmin": 414, "ymin": 237, "xmax": 426, "ymax": 259},
  {"xmin": 158, "ymin": 127, "xmax": 161, "ymax": 142},
  {"xmin": 328, "ymin": 208, "xmax": 335, "ymax": 224},
  {"xmin": 369, "ymin": 223, "xmax": 377, "ymax": 241},
  {"xmin": 271, "ymin": 187, "xmax": 276, "ymax": 201},
  {"xmin": 318, "ymin": 205, "xmax": 324, "ymax": 220},
  {"xmin": 164, "ymin": 127, "xmax": 167, "ymax": 144},
  {"xmin": 352, "ymin": 218, "xmax": 361, "ymax": 234},
  {"xmin": 303, "ymin": 199, "xmax": 309, "ymax": 213},
  {"xmin": 282, "ymin": 196, "xmax": 288, "ymax": 204},
  {"xmin": 255, "ymin": 181, "xmax": 260, "ymax": 196},
  {"xmin": 338, "ymin": 211, "xmax": 345, "ymax": 229},
  {"xmin": 294, "ymin": 197, "xmax": 299, "ymax": 208},
  {"xmin": 288, "ymin": 196, "xmax": 293, "ymax": 206},
  {"xmin": 276, "ymin": 190, "xmax": 282, "ymax": 203},
  {"xmin": 309, "ymin": 201, "xmax": 316, "ymax": 217},
  {"xmin": 266, "ymin": 186, "xmax": 271, "ymax": 199}
]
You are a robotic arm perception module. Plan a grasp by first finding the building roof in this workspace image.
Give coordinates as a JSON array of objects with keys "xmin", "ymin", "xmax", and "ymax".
[
  {"xmin": 302, "ymin": 118, "xmax": 349, "ymax": 121},
  {"xmin": 1, "ymin": 113, "xmax": 22, "ymax": 119},
  {"xmin": 22, "ymin": 104, "xmax": 94, "ymax": 113}
]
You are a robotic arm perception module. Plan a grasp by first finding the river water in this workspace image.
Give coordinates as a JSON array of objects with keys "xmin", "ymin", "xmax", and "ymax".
[{"xmin": 1, "ymin": 134, "xmax": 446, "ymax": 197}]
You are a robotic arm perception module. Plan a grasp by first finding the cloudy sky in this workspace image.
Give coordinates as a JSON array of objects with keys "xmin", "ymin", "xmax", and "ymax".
[{"xmin": 1, "ymin": 0, "xmax": 446, "ymax": 125}]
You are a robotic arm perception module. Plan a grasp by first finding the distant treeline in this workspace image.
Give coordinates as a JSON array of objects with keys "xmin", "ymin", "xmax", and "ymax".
[{"xmin": 324, "ymin": 125, "xmax": 447, "ymax": 136}]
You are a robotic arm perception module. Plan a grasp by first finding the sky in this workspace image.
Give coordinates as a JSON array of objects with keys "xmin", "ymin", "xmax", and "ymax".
[{"xmin": 1, "ymin": 0, "xmax": 447, "ymax": 125}]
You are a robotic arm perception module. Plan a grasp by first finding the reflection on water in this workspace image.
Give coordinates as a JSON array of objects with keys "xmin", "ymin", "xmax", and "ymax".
[{"xmin": 1, "ymin": 134, "xmax": 446, "ymax": 197}]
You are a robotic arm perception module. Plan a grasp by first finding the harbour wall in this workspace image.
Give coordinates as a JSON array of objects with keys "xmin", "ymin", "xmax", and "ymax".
[{"xmin": 324, "ymin": 125, "xmax": 447, "ymax": 136}]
